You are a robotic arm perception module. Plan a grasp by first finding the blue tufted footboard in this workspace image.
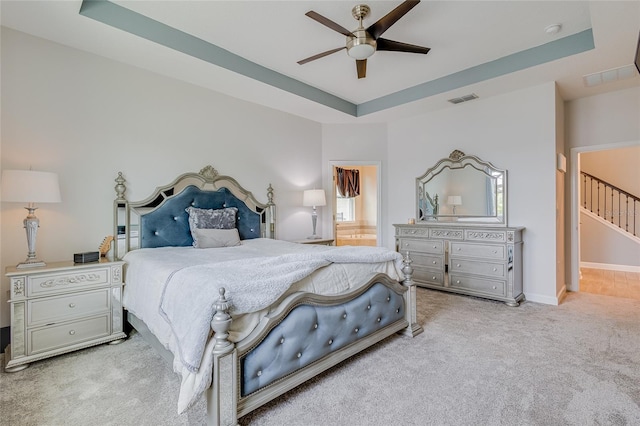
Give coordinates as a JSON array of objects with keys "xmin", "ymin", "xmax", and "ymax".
[{"xmin": 240, "ymin": 280, "xmax": 406, "ymax": 397}]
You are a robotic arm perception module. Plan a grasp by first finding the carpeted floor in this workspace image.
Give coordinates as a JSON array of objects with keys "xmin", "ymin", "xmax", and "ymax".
[{"xmin": 2, "ymin": 288, "xmax": 639, "ymax": 426}]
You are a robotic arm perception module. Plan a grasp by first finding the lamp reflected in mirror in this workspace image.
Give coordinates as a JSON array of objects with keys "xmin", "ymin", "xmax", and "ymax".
[{"xmin": 447, "ymin": 195, "xmax": 462, "ymax": 215}]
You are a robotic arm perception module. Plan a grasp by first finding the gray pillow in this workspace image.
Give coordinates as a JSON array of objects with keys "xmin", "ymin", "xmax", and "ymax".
[{"xmin": 192, "ymin": 228, "xmax": 241, "ymax": 248}]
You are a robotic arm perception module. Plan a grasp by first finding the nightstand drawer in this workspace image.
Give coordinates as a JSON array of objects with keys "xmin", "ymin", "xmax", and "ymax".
[
  {"xmin": 449, "ymin": 259, "xmax": 506, "ymax": 278},
  {"xmin": 28, "ymin": 289, "xmax": 110, "ymax": 326},
  {"xmin": 28, "ymin": 267, "xmax": 110, "ymax": 297},
  {"xmin": 29, "ymin": 315, "xmax": 110, "ymax": 355},
  {"xmin": 450, "ymin": 243, "xmax": 505, "ymax": 260},
  {"xmin": 398, "ymin": 238, "xmax": 444, "ymax": 254},
  {"xmin": 449, "ymin": 274, "xmax": 505, "ymax": 296}
]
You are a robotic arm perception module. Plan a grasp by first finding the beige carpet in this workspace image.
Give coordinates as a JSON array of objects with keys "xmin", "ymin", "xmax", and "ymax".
[{"xmin": 2, "ymin": 288, "xmax": 639, "ymax": 426}]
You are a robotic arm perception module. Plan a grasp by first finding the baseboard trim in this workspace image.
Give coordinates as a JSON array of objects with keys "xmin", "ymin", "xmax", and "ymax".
[
  {"xmin": 1, "ymin": 326, "xmax": 9, "ymax": 354},
  {"xmin": 523, "ymin": 291, "xmax": 561, "ymax": 306},
  {"xmin": 580, "ymin": 262, "xmax": 640, "ymax": 273}
]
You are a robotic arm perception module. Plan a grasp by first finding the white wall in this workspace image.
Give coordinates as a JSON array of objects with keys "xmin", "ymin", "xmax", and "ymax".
[
  {"xmin": 0, "ymin": 28, "xmax": 322, "ymax": 328},
  {"xmin": 386, "ymin": 83, "xmax": 560, "ymax": 304},
  {"xmin": 580, "ymin": 210, "xmax": 640, "ymax": 266}
]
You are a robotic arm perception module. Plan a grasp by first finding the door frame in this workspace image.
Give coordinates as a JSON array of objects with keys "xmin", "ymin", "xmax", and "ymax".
[
  {"xmin": 328, "ymin": 160, "xmax": 382, "ymax": 246},
  {"xmin": 569, "ymin": 139, "xmax": 640, "ymax": 291}
]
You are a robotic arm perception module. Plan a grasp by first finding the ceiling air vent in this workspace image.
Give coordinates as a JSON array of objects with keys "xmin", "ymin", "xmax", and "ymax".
[
  {"xmin": 583, "ymin": 64, "xmax": 636, "ymax": 87},
  {"xmin": 448, "ymin": 93, "xmax": 479, "ymax": 104}
]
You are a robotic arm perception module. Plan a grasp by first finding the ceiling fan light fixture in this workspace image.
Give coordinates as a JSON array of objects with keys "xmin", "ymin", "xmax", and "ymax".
[
  {"xmin": 347, "ymin": 43, "xmax": 376, "ymax": 60},
  {"xmin": 346, "ymin": 28, "xmax": 377, "ymax": 60}
]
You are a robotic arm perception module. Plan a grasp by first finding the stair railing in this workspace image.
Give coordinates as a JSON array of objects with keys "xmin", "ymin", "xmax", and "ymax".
[{"xmin": 581, "ymin": 171, "xmax": 638, "ymax": 237}]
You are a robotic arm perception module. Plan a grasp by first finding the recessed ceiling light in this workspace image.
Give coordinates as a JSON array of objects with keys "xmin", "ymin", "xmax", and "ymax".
[{"xmin": 545, "ymin": 24, "xmax": 562, "ymax": 35}]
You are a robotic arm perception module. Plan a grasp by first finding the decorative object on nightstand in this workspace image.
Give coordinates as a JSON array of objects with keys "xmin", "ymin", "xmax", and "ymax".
[
  {"xmin": 4, "ymin": 259, "xmax": 127, "ymax": 372},
  {"xmin": 1, "ymin": 169, "xmax": 62, "ymax": 269},
  {"xmin": 302, "ymin": 189, "xmax": 326, "ymax": 239}
]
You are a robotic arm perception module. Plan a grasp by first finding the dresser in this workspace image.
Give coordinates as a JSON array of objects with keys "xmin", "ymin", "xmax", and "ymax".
[
  {"xmin": 5, "ymin": 259, "xmax": 127, "ymax": 372},
  {"xmin": 394, "ymin": 224, "xmax": 524, "ymax": 306}
]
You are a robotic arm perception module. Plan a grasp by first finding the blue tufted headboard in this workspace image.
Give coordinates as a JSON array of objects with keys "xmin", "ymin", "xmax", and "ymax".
[{"xmin": 114, "ymin": 165, "xmax": 275, "ymax": 259}]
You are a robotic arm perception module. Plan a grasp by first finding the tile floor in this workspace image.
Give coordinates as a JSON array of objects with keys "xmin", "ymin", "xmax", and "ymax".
[{"xmin": 580, "ymin": 268, "xmax": 640, "ymax": 301}]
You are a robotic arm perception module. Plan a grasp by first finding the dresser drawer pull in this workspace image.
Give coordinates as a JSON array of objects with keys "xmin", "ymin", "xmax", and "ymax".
[
  {"xmin": 69, "ymin": 330, "xmax": 76, "ymax": 335},
  {"xmin": 492, "ymin": 286, "xmax": 497, "ymax": 290},
  {"xmin": 456, "ymin": 264, "xmax": 461, "ymax": 267},
  {"xmin": 69, "ymin": 303, "xmax": 76, "ymax": 308},
  {"xmin": 433, "ymin": 245, "xmax": 437, "ymax": 249},
  {"xmin": 493, "ymin": 268, "xmax": 497, "ymax": 272},
  {"xmin": 456, "ymin": 247, "xmax": 461, "ymax": 251},
  {"xmin": 432, "ymin": 276, "xmax": 437, "ymax": 280},
  {"xmin": 455, "ymin": 280, "xmax": 461, "ymax": 284},
  {"xmin": 432, "ymin": 261, "xmax": 437, "ymax": 264}
]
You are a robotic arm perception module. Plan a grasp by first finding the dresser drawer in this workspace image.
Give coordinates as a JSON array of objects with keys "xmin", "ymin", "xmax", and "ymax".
[
  {"xmin": 28, "ymin": 267, "xmax": 110, "ymax": 297},
  {"xmin": 450, "ymin": 242, "xmax": 505, "ymax": 260},
  {"xmin": 449, "ymin": 259, "xmax": 506, "ymax": 278},
  {"xmin": 411, "ymin": 253, "xmax": 444, "ymax": 270},
  {"xmin": 449, "ymin": 274, "xmax": 505, "ymax": 296},
  {"xmin": 29, "ymin": 315, "xmax": 110, "ymax": 355},
  {"xmin": 413, "ymin": 267, "xmax": 445, "ymax": 286},
  {"xmin": 398, "ymin": 238, "xmax": 444, "ymax": 255},
  {"xmin": 28, "ymin": 289, "xmax": 110, "ymax": 326}
]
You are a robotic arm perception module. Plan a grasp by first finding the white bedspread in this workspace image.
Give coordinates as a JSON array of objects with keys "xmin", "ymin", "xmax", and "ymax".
[{"xmin": 122, "ymin": 239, "xmax": 403, "ymax": 413}]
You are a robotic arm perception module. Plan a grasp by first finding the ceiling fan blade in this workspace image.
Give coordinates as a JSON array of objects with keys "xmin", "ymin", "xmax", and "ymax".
[
  {"xmin": 376, "ymin": 38, "xmax": 430, "ymax": 54},
  {"xmin": 297, "ymin": 47, "xmax": 346, "ymax": 65},
  {"xmin": 305, "ymin": 11, "xmax": 354, "ymax": 37},
  {"xmin": 367, "ymin": 0, "xmax": 421, "ymax": 39},
  {"xmin": 356, "ymin": 59, "xmax": 367, "ymax": 79}
]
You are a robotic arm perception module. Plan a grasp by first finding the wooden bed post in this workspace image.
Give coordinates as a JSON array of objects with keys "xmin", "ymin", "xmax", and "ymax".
[
  {"xmin": 207, "ymin": 288, "xmax": 239, "ymax": 426},
  {"xmin": 399, "ymin": 252, "xmax": 423, "ymax": 337}
]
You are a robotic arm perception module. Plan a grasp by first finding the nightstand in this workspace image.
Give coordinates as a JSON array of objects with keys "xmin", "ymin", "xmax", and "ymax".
[
  {"xmin": 293, "ymin": 238, "xmax": 335, "ymax": 246},
  {"xmin": 4, "ymin": 258, "xmax": 127, "ymax": 372}
]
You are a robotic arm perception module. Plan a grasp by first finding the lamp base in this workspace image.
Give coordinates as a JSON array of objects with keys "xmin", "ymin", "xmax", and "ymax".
[
  {"xmin": 16, "ymin": 259, "xmax": 46, "ymax": 269},
  {"xmin": 307, "ymin": 235, "xmax": 321, "ymax": 240}
]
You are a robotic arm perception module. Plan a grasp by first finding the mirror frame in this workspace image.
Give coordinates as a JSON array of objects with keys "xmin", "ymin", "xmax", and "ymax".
[{"xmin": 416, "ymin": 150, "xmax": 507, "ymax": 226}]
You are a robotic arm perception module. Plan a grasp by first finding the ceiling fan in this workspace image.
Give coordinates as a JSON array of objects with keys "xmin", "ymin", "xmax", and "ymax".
[{"xmin": 297, "ymin": 0, "xmax": 430, "ymax": 79}]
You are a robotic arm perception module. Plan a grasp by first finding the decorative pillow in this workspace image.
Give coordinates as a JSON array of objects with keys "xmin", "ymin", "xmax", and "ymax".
[
  {"xmin": 192, "ymin": 228, "xmax": 241, "ymax": 248},
  {"xmin": 185, "ymin": 206, "xmax": 238, "ymax": 231}
]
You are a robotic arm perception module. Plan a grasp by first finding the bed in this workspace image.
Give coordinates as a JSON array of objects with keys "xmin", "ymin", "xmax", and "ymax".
[{"xmin": 113, "ymin": 165, "xmax": 423, "ymax": 425}]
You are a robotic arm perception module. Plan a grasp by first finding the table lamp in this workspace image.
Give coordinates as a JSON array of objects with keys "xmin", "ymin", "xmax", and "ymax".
[
  {"xmin": 447, "ymin": 195, "xmax": 462, "ymax": 215},
  {"xmin": 302, "ymin": 189, "xmax": 326, "ymax": 239}
]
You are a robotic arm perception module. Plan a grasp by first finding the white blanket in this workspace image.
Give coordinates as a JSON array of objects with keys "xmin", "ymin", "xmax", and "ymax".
[
  {"xmin": 122, "ymin": 239, "xmax": 403, "ymax": 413},
  {"xmin": 159, "ymin": 246, "xmax": 402, "ymax": 374}
]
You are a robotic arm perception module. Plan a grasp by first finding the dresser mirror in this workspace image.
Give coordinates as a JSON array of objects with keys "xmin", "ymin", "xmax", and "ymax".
[{"xmin": 417, "ymin": 150, "xmax": 507, "ymax": 226}]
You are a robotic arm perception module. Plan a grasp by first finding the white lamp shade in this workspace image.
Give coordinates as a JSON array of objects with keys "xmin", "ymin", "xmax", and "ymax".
[
  {"xmin": 447, "ymin": 195, "xmax": 462, "ymax": 206},
  {"xmin": 303, "ymin": 189, "xmax": 326, "ymax": 207},
  {"xmin": 1, "ymin": 170, "xmax": 62, "ymax": 203}
]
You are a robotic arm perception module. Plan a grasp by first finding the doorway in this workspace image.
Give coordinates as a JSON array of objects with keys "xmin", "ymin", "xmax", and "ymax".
[
  {"xmin": 329, "ymin": 161, "xmax": 381, "ymax": 247},
  {"xmin": 570, "ymin": 140, "xmax": 640, "ymax": 296}
]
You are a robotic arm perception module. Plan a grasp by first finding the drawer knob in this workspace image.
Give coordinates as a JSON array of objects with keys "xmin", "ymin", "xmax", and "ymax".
[
  {"xmin": 493, "ymin": 250, "xmax": 498, "ymax": 254},
  {"xmin": 456, "ymin": 264, "xmax": 461, "ymax": 267},
  {"xmin": 492, "ymin": 286, "xmax": 497, "ymax": 289},
  {"xmin": 433, "ymin": 245, "xmax": 437, "ymax": 249},
  {"xmin": 69, "ymin": 330, "xmax": 76, "ymax": 335},
  {"xmin": 457, "ymin": 247, "xmax": 461, "ymax": 251},
  {"xmin": 432, "ymin": 276, "xmax": 436, "ymax": 280},
  {"xmin": 69, "ymin": 303, "xmax": 76, "ymax": 308},
  {"xmin": 493, "ymin": 268, "xmax": 497, "ymax": 272},
  {"xmin": 432, "ymin": 261, "xmax": 437, "ymax": 264},
  {"xmin": 456, "ymin": 280, "xmax": 461, "ymax": 284}
]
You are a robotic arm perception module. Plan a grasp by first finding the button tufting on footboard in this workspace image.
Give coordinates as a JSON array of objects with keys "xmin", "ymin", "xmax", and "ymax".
[{"xmin": 240, "ymin": 282, "xmax": 406, "ymax": 397}]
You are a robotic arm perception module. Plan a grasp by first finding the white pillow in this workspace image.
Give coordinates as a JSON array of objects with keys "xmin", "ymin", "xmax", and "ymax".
[{"xmin": 192, "ymin": 228, "xmax": 241, "ymax": 248}]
